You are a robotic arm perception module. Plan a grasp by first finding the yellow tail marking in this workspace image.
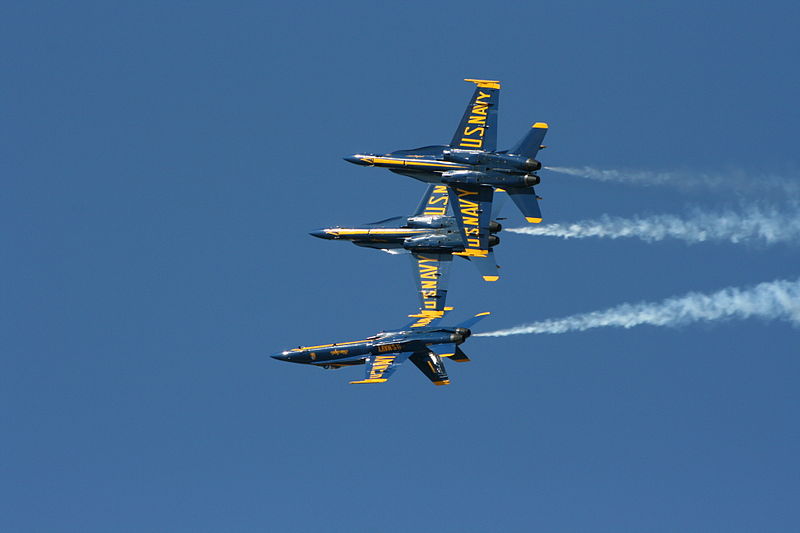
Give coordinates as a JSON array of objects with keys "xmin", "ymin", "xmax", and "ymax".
[
  {"xmin": 532, "ymin": 122, "xmax": 549, "ymax": 129},
  {"xmin": 482, "ymin": 275, "xmax": 499, "ymax": 282},
  {"xmin": 350, "ymin": 379, "xmax": 388, "ymax": 384},
  {"xmin": 526, "ymin": 217, "xmax": 543, "ymax": 223}
]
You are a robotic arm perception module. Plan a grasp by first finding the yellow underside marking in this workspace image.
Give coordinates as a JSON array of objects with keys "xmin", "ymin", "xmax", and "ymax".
[
  {"xmin": 533, "ymin": 122, "xmax": 549, "ymax": 129},
  {"xmin": 475, "ymin": 311, "xmax": 491, "ymax": 317},
  {"xmin": 482, "ymin": 275, "xmax": 499, "ymax": 282},
  {"xmin": 433, "ymin": 380, "xmax": 451, "ymax": 386},
  {"xmin": 350, "ymin": 379, "xmax": 387, "ymax": 384},
  {"xmin": 439, "ymin": 353, "xmax": 455, "ymax": 358},
  {"xmin": 526, "ymin": 217, "xmax": 543, "ymax": 223},
  {"xmin": 464, "ymin": 78, "xmax": 501, "ymax": 89}
]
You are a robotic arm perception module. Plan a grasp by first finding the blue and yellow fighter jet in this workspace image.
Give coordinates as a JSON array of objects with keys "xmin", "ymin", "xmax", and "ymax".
[
  {"xmin": 271, "ymin": 312, "xmax": 490, "ymax": 386},
  {"xmin": 310, "ymin": 184, "xmax": 503, "ymax": 312},
  {"xmin": 345, "ymin": 78, "xmax": 548, "ymax": 265}
]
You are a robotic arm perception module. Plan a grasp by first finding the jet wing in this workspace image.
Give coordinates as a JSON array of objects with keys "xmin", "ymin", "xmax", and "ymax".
[
  {"xmin": 350, "ymin": 352, "xmax": 412, "ymax": 384},
  {"xmin": 409, "ymin": 252, "xmax": 452, "ymax": 312},
  {"xmin": 448, "ymin": 184, "xmax": 494, "ymax": 254},
  {"xmin": 409, "ymin": 351, "xmax": 450, "ymax": 386},
  {"xmin": 448, "ymin": 184, "xmax": 499, "ymax": 281},
  {"xmin": 450, "ymin": 79, "xmax": 500, "ymax": 152},
  {"xmin": 413, "ymin": 184, "xmax": 451, "ymax": 217}
]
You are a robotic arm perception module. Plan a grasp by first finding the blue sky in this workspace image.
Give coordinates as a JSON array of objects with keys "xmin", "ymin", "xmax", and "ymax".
[{"xmin": 2, "ymin": 1, "xmax": 799, "ymax": 531}]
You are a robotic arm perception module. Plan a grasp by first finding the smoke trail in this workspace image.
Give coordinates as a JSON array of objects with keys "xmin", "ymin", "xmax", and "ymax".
[
  {"xmin": 476, "ymin": 278, "xmax": 800, "ymax": 337},
  {"xmin": 545, "ymin": 166, "xmax": 800, "ymax": 194},
  {"xmin": 546, "ymin": 166, "xmax": 682, "ymax": 186},
  {"xmin": 505, "ymin": 207, "xmax": 800, "ymax": 245}
]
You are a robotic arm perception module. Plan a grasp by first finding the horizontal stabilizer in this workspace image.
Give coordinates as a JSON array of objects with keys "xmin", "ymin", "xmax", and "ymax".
[
  {"xmin": 428, "ymin": 343, "xmax": 457, "ymax": 358},
  {"xmin": 450, "ymin": 347, "xmax": 471, "ymax": 363},
  {"xmin": 506, "ymin": 186, "xmax": 542, "ymax": 223},
  {"xmin": 469, "ymin": 248, "xmax": 500, "ymax": 282},
  {"xmin": 509, "ymin": 122, "xmax": 548, "ymax": 159}
]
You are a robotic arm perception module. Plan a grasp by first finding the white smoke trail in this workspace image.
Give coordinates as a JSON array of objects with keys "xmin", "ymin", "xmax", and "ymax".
[
  {"xmin": 476, "ymin": 278, "xmax": 800, "ymax": 337},
  {"xmin": 545, "ymin": 166, "xmax": 800, "ymax": 194},
  {"xmin": 505, "ymin": 207, "xmax": 800, "ymax": 245}
]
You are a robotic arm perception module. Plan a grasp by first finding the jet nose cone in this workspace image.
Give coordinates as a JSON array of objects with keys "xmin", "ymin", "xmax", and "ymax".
[
  {"xmin": 271, "ymin": 351, "xmax": 291, "ymax": 361},
  {"xmin": 343, "ymin": 155, "xmax": 368, "ymax": 165},
  {"xmin": 309, "ymin": 228, "xmax": 333, "ymax": 239}
]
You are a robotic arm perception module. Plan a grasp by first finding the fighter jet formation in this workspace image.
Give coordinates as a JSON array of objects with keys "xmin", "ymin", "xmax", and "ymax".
[{"xmin": 273, "ymin": 79, "xmax": 549, "ymax": 385}]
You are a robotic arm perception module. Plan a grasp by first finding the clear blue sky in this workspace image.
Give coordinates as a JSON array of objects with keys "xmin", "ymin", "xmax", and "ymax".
[{"xmin": 3, "ymin": 1, "xmax": 799, "ymax": 531}]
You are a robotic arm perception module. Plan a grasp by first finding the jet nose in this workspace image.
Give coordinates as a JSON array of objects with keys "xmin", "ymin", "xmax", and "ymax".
[
  {"xmin": 271, "ymin": 351, "xmax": 291, "ymax": 361},
  {"xmin": 343, "ymin": 154, "xmax": 369, "ymax": 165},
  {"xmin": 309, "ymin": 228, "xmax": 334, "ymax": 239}
]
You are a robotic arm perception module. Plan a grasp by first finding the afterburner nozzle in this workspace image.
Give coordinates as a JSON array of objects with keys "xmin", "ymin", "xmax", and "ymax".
[{"xmin": 453, "ymin": 328, "xmax": 471, "ymax": 342}]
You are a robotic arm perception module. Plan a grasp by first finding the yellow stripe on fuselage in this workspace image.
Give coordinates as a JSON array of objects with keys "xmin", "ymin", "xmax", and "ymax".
[
  {"xmin": 324, "ymin": 228, "xmax": 430, "ymax": 237},
  {"xmin": 290, "ymin": 339, "xmax": 371, "ymax": 351},
  {"xmin": 366, "ymin": 157, "xmax": 468, "ymax": 171}
]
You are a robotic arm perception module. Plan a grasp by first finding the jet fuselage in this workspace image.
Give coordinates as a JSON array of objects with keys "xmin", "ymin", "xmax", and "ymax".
[
  {"xmin": 310, "ymin": 214, "xmax": 500, "ymax": 253},
  {"xmin": 271, "ymin": 327, "xmax": 468, "ymax": 367}
]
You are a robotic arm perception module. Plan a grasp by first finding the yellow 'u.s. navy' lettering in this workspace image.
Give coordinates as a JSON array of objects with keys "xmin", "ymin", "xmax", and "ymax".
[
  {"xmin": 458, "ymin": 91, "xmax": 492, "ymax": 149},
  {"xmin": 416, "ymin": 255, "xmax": 442, "ymax": 310},
  {"xmin": 367, "ymin": 355, "xmax": 396, "ymax": 379},
  {"xmin": 422, "ymin": 185, "xmax": 449, "ymax": 216},
  {"xmin": 456, "ymin": 188, "xmax": 483, "ymax": 250},
  {"xmin": 407, "ymin": 308, "xmax": 452, "ymax": 328}
]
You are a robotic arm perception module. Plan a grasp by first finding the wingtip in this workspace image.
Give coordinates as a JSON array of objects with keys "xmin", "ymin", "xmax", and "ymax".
[
  {"xmin": 475, "ymin": 311, "xmax": 491, "ymax": 317},
  {"xmin": 433, "ymin": 380, "xmax": 451, "ymax": 386},
  {"xmin": 464, "ymin": 78, "xmax": 501, "ymax": 89},
  {"xmin": 349, "ymin": 379, "xmax": 388, "ymax": 384}
]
